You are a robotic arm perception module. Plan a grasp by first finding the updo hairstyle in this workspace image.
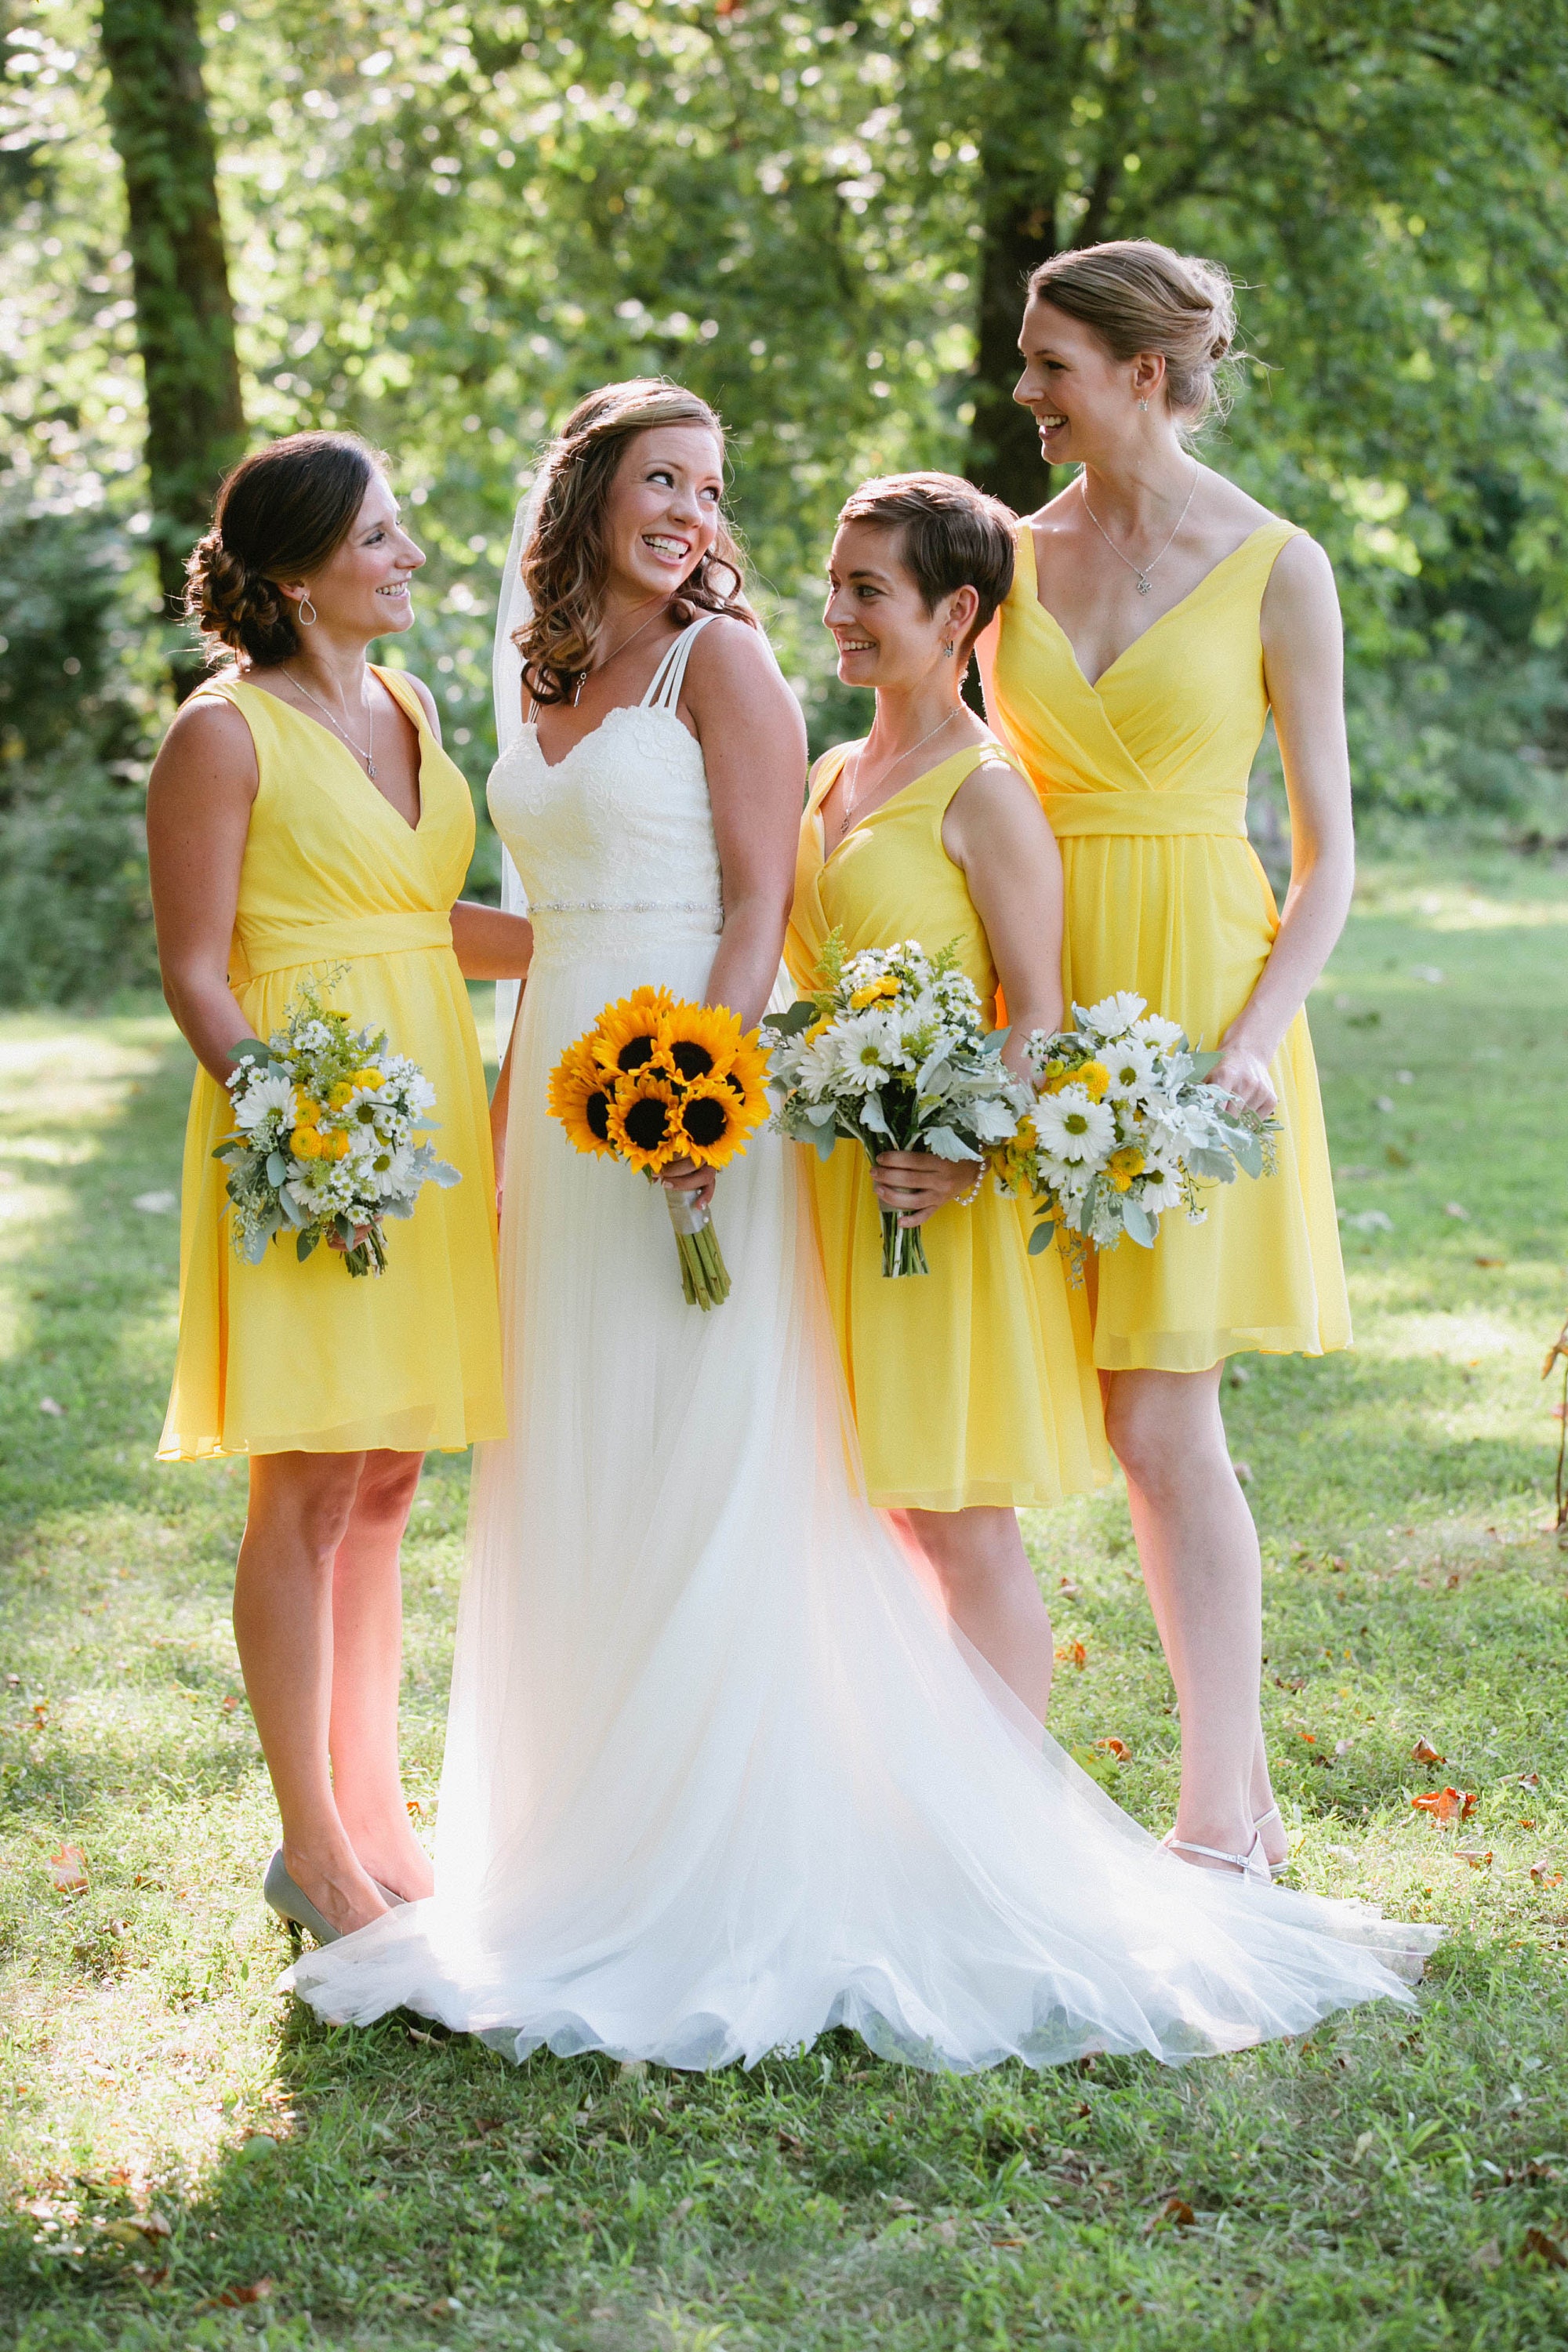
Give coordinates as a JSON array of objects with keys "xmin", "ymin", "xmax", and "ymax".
[
  {"xmin": 1028, "ymin": 239, "xmax": 1240, "ymax": 426},
  {"xmin": 517, "ymin": 377, "xmax": 757, "ymax": 706},
  {"xmin": 184, "ymin": 430, "xmax": 386, "ymax": 668},
  {"xmin": 836, "ymin": 471, "xmax": 1016, "ymax": 658}
]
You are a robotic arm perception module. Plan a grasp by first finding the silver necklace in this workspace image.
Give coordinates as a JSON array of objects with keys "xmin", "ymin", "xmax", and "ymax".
[
  {"xmin": 1079, "ymin": 465, "xmax": 1200, "ymax": 596},
  {"xmin": 572, "ymin": 603, "xmax": 666, "ymax": 707},
  {"xmin": 285, "ymin": 666, "xmax": 376, "ymax": 778},
  {"xmin": 840, "ymin": 705, "xmax": 964, "ymax": 827}
]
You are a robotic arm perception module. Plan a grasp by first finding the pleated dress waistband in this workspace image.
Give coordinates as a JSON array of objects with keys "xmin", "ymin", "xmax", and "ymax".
[{"xmin": 1044, "ymin": 790, "xmax": 1249, "ymax": 840}]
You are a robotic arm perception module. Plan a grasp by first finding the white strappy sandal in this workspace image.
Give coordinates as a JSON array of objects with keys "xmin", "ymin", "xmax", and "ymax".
[
  {"xmin": 1162, "ymin": 1827, "xmax": 1273, "ymax": 1887},
  {"xmin": 1253, "ymin": 1802, "xmax": 1291, "ymax": 1882}
]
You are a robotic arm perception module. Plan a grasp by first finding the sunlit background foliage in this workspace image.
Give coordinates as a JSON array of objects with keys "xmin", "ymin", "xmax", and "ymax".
[{"xmin": 5, "ymin": 0, "xmax": 1568, "ymax": 1000}]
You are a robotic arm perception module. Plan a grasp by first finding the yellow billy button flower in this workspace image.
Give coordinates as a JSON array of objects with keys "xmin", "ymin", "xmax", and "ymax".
[
  {"xmin": 607, "ymin": 1073, "xmax": 682, "ymax": 1173},
  {"xmin": 350, "ymin": 1068, "xmax": 383, "ymax": 1091},
  {"xmin": 293, "ymin": 1097, "xmax": 321, "ymax": 1127},
  {"xmin": 323, "ymin": 1127, "xmax": 352, "ymax": 1161},
  {"xmin": 1106, "ymin": 1144, "xmax": 1145, "ymax": 1193},
  {"xmin": 1078, "ymin": 1061, "xmax": 1111, "ymax": 1102}
]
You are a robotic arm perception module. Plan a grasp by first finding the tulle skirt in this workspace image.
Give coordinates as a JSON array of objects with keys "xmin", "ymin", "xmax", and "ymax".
[{"xmin": 285, "ymin": 916, "xmax": 1436, "ymax": 2071}]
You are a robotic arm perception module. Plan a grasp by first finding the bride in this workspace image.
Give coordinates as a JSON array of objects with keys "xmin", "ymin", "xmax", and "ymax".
[{"xmin": 285, "ymin": 378, "xmax": 1434, "ymax": 2068}]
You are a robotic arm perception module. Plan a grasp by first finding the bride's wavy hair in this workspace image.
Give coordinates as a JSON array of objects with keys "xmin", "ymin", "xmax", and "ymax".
[{"xmin": 516, "ymin": 379, "xmax": 757, "ymax": 706}]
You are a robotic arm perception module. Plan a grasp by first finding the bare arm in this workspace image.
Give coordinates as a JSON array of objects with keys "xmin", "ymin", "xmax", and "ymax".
[
  {"xmin": 874, "ymin": 760, "xmax": 1065, "ymax": 1226},
  {"xmin": 449, "ymin": 901, "xmax": 533, "ymax": 979},
  {"xmin": 1211, "ymin": 535, "xmax": 1355, "ymax": 1115},
  {"xmin": 144, "ymin": 696, "xmax": 260, "ymax": 1084},
  {"xmin": 688, "ymin": 619, "xmax": 808, "ymax": 1030}
]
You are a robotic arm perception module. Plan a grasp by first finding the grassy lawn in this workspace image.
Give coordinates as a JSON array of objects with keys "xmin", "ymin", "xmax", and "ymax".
[{"xmin": 1, "ymin": 848, "xmax": 1566, "ymax": 2350}]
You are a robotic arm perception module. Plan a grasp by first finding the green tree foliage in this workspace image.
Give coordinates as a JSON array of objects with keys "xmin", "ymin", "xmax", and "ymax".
[{"xmin": 3, "ymin": 0, "xmax": 1568, "ymax": 999}]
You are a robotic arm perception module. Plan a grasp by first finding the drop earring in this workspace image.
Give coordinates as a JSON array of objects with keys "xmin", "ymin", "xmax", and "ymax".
[
  {"xmin": 942, "ymin": 638, "xmax": 955, "ymax": 656},
  {"xmin": 1138, "ymin": 397, "xmax": 1149, "ymax": 412},
  {"xmin": 297, "ymin": 593, "xmax": 318, "ymax": 626}
]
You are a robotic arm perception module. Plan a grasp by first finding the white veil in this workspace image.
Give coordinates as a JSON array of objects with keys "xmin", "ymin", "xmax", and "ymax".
[{"xmin": 490, "ymin": 469, "xmax": 550, "ymax": 1058}]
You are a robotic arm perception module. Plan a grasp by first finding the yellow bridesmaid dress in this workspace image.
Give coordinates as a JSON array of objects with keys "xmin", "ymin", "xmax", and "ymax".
[
  {"xmin": 980, "ymin": 517, "xmax": 1351, "ymax": 1374},
  {"xmin": 786, "ymin": 742, "xmax": 1109, "ymax": 1512},
  {"xmin": 158, "ymin": 668, "xmax": 507, "ymax": 1460}
]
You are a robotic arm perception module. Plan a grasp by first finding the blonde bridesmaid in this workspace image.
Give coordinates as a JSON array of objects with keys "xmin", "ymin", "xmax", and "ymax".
[
  {"xmin": 789, "ymin": 473, "xmax": 1107, "ymax": 1717},
  {"xmin": 978, "ymin": 240, "xmax": 1353, "ymax": 1880},
  {"xmin": 147, "ymin": 432, "xmax": 529, "ymax": 1940}
]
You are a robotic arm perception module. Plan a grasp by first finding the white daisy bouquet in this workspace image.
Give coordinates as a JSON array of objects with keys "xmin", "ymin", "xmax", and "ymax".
[
  {"xmin": 995, "ymin": 990, "xmax": 1277, "ymax": 1265},
  {"xmin": 764, "ymin": 935, "xmax": 1033, "ymax": 1277},
  {"xmin": 215, "ymin": 972, "xmax": 460, "ymax": 1278}
]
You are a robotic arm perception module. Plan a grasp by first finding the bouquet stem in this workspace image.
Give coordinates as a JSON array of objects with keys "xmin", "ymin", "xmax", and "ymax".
[
  {"xmin": 665, "ymin": 1186, "xmax": 731, "ymax": 1310},
  {"xmin": 880, "ymin": 1207, "xmax": 930, "ymax": 1279}
]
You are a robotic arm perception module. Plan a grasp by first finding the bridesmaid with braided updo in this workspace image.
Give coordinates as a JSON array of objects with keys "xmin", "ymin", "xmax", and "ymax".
[{"xmin": 147, "ymin": 431, "xmax": 530, "ymax": 1944}]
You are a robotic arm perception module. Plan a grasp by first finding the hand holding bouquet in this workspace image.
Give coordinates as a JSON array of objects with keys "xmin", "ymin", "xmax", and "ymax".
[
  {"xmin": 216, "ymin": 973, "xmax": 460, "ymax": 1277},
  {"xmin": 996, "ymin": 990, "xmax": 1278, "ymax": 1264},
  {"xmin": 548, "ymin": 987, "xmax": 771, "ymax": 1308},
  {"xmin": 764, "ymin": 936, "xmax": 1032, "ymax": 1277}
]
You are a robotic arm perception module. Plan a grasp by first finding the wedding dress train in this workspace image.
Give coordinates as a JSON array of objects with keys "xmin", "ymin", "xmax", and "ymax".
[{"xmin": 285, "ymin": 620, "xmax": 1436, "ymax": 2068}]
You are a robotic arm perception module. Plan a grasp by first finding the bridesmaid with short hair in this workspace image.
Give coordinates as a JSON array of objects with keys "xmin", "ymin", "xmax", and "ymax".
[
  {"xmin": 147, "ymin": 431, "xmax": 529, "ymax": 1941},
  {"xmin": 978, "ymin": 238, "xmax": 1354, "ymax": 1881}
]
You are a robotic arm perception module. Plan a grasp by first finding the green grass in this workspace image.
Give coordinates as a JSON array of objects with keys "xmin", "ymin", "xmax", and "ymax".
[{"xmin": 2, "ymin": 850, "xmax": 1566, "ymax": 2350}]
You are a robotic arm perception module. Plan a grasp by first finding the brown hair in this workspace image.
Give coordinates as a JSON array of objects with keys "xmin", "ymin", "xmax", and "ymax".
[
  {"xmin": 836, "ymin": 471, "xmax": 1016, "ymax": 656},
  {"xmin": 1028, "ymin": 239, "xmax": 1240, "ymax": 426},
  {"xmin": 516, "ymin": 378, "xmax": 756, "ymax": 706},
  {"xmin": 184, "ymin": 430, "xmax": 385, "ymax": 667}
]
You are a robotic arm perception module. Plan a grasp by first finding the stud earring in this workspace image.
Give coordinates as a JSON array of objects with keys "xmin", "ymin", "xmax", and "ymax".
[
  {"xmin": 1138, "ymin": 397, "xmax": 1149, "ymax": 412},
  {"xmin": 297, "ymin": 593, "xmax": 318, "ymax": 626},
  {"xmin": 942, "ymin": 639, "xmax": 955, "ymax": 655}
]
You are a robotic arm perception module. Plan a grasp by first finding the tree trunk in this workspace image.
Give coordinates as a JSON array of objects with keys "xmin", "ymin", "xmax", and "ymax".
[
  {"xmin": 99, "ymin": 0, "xmax": 245, "ymax": 682},
  {"xmin": 967, "ymin": 183, "xmax": 1060, "ymax": 517}
]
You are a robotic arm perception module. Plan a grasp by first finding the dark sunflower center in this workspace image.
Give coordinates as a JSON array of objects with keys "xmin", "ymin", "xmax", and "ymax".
[
  {"xmin": 670, "ymin": 1040, "xmax": 715, "ymax": 1081},
  {"xmin": 624, "ymin": 1094, "xmax": 672, "ymax": 1149},
  {"xmin": 586, "ymin": 1090, "xmax": 612, "ymax": 1142},
  {"xmin": 681, "ymin": 1096, "xmax": 729, "ymax": 1148},
  {"xmin": 616, "ymin": 1036, "xmax": 658, "ymax": 1073}
]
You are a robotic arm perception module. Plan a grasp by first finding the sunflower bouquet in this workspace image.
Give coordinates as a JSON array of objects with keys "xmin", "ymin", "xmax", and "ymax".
[
  {"xmin": 996, "ymin": 989, "xmax": 1278, "ymax": 1267},
  {"xmin": 763, "ymin": 936, "xmax": 1033, "ymax": 1278},
  {"xmin": 548, "ymin": 987, "xmax": 771, "ymax": 1308},
  {"xmin": 216, "ymin": 972, "xmax": 460, "ymax": 1277}
]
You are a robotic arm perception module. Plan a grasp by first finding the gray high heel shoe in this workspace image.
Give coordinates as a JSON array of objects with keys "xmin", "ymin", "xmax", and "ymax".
[{"xmin": 263, "ymin": 1847, "xmax": 344, "ymax": 1946}]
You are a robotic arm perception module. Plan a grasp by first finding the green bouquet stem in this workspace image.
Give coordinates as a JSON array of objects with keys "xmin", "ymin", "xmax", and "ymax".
[
  {"xmin": 880, "ymin": 1207, "xmax": 930, "ymax": 1279},
  {"xmin": 665, "ymin": 1185, "xmax": 731, "ymax": 1310}
]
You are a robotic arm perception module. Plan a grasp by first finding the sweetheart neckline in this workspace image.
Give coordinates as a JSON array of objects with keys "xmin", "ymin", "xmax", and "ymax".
[{"xmin": 504, "ymin": 700, "xmax": 703, "ymax": 778}]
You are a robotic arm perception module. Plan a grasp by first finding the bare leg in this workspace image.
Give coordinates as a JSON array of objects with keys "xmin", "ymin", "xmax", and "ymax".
[
  {"xmin": 234, "ymin": 1452, "xmax": 389, "ymax": 1935},
  {"xmin": 895, "ymin": 1504, "xmax": 1054, "ymax": 1721},
  {"xmin": 327, "ymin": 1450, "xmax": 434, "ymax": 1900},
  {"xmin": 1104, "ymin": 1367, "xmax": 1281, "ymax": 1871}
]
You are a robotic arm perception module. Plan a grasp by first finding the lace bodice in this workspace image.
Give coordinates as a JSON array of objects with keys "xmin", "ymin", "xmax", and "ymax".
[{"xmin": 487, "ymin": 622, "xmax": 724, "ymax": 967}]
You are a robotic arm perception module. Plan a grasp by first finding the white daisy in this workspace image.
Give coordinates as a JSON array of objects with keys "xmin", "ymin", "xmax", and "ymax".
[
  {"xmin": 233, "ymin": 1071, "xmax": 297, "ymax": 1131},
  {"xmin": 1034, "ymin": 1087, "xmax": 1116, "ymax": 1164},
  {"xmin": 1101, "ymin": 1037, "xmax": 1162, "ymax": 1105},
  {"xmin": 1082, "ymin": 990, "xmax": 1147, "ymax": 1040},
  {"xmin": 830, "ymin": 1008, "xmax": 912, "ymax": 1093},
  {"xmin": 1132, "ymin": 1011, "xmax": 1185, "ymax": 1051}
]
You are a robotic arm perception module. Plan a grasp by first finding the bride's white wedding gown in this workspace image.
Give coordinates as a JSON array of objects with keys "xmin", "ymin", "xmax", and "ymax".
[{"xmin": 286, "ymin": 622, "xmax": 1436, "ymax": 2067}]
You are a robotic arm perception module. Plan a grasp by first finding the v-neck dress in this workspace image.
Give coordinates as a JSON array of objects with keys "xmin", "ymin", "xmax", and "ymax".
[
  {"xmin": 979, "ymin": 520, "xmax": 1350, "ymax": 1374},
  {"xmin": 786, "ymin": 742, "xmax": 1108, "ymax": 1512},
  {"xmin": 158, "ymin": 667, "xmax": 506, "ymax": 1459}
]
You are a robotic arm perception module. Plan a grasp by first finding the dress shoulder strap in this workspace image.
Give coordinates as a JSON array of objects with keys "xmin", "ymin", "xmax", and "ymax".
[
  {"xmin": 641, "ymin": 614, "xmax": 717, "ymax": 712},
  {"xmin": 371, "ymin": 664, "xmax": 430, "ymax": 732}
]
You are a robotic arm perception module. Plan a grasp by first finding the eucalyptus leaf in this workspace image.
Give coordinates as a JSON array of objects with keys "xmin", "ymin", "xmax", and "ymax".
[
  {"xmin": 296, "ymin": 1230, "xmax": 319, "ymax": 1261},
  {"xmin": 923, "ymin": 1125, "xmax": 982, "ymax": 1162},
  {"xmin": 764, "ymin": 999, "xmax": 818, "ymax": 1038},
  {"xmin": 1121, "ymin": 1199, "xmax": 1157, "ymax": 1248},
  {"xmin": 265, "ymin": 1150, "xmax": 289, "ymax": 1188},
  {"xmin": 1189, "ymin": 1147, "xmax": 1240, "ymax": 1183}
]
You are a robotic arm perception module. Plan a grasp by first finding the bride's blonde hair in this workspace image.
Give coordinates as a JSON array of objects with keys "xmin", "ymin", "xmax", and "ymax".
[{"xmin": 516, "ymin": 378, "xmax": 757, "ymax": 706}]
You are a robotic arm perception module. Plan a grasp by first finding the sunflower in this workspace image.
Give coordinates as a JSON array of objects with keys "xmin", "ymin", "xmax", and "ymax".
[
  {"xmin": 673, "ymin": 1072, "xmax": 766, "ymax": 1168},
  {"xmin": 718, "ymin": 1027, "xmax": 771, "ymax": 1121},
  {"xmin": 549, "ymin": 1037, "xmax": 621, "ymax": 1159},
  {"xmin": 606, "ymin": 1073, "xmax": 682, "ymax": 1172},
  {"xmin": 591, "ymin": 986, "xmax": 676, "ymax": 1079},
  {"xmin": 662, "ymin": 1000, "xmax": 742, "ymax": 1086}
]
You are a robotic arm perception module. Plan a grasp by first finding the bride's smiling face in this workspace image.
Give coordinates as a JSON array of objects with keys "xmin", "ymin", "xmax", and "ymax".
[{"xmin": 603, "ymin": 426, "xmax": 725, "ymax": 601}]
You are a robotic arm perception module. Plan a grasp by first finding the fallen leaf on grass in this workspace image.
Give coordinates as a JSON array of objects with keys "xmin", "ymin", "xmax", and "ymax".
[
  {"xmin": 1443, "ymin": 1203, "xmax": 1469, "ymax": 1221},
  {"xmin": 1472, "ymin": 2239, "xmax": 1503, "ymax": 2270},
  {"xmin": 1274, "ymin": 1674, "xmax": 1305, "ymax": 1693},
  {"xmin": 1329, "ymin": 1555, "xmax": 1350, "ymax": 1573},
  {"xmin": 1454, "ymin": 1848, "xmax": 1494, "ymax": 1870},
  {"xmin": 31, "ymin": 1702, "xmax": 47, "ymax": 1730},
  {"xmin": 1057, "ymin": 1577, "xmax": 1080, "ymax": 1599},
  {"xmin": 426, "ymin": 2298, "xmax": 463, "ymax": 2321},
  {"xmin": 1054, "ymin": 1641, "xmax": 1087, "ymax": 1669},
  {"xmin": 1145, "ymin": 2195, "xmax": 1196, "ymax": 2232},
  {"xmin": 38, "ymin": 1396, "xmax": 64, "ymax": 1417},
  {"xmin": 196, "ymin": 2279, "xmax": 274, "ymax": 2311},
  {"xmin": 1523, "ymin": 2228, "xmax": 1568, "ymax": 2270},
  {"xmin": 1411, "ymin": 1788, "xmax": 1476, "ymax": 1826},
  {"xmin": 777, "ymin": 2131, "xmax": 807, "ymax": 2158},
  {"xmin": 1519, "ymin": 1771, "xmax": 1541, "ymax": 1791},
  {"xmin": 1530, "ymin": 1860, "xmax": 1563, "ymax": 1889},
  {"xmin": 1411, "ymin": 1737, "xmax": 1446, "ymax": 1766},
  {"xmin": 1095, "ymin": 1737, "xmax": 1132, "ymax": 1761},
  {"xmin": 47, "ymin": 1845, "xmax": 87, "ymax": 1893},
  {"xmin": 1334, "ymin": 1739, "xmax": 1353, "ymax": 1757},
  {"xmin": 1474, "ymin": 1255, "xmax": 1504, "ymax": 1269}
]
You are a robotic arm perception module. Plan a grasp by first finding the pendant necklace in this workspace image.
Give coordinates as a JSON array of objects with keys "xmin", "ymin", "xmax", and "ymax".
[
  {"xmin": 572, "ymin": 603, "xmax": 666, "ymax": 707},
  {"xmin": 285, "ymin": 666, "xmax": 376, "ymax": 779},
  {"xmin": 1079, "ymin": 464, "xmax": 1200, "ymax": 597},
  {"xmin": 840, "ymin": 705, "xmax": 964, "ymax": 830}
]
